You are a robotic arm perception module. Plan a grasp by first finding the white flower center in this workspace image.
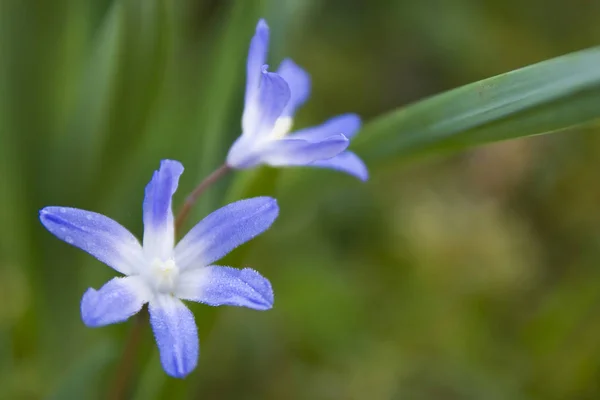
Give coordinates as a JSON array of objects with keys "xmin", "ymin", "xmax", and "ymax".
[
  {"xmin": 148, "ymin": 258, "xmax": 179, "ymax": 294},
  {"xmin": 270, "ymin": 117, "xmax": 293, "ymax": 139}
]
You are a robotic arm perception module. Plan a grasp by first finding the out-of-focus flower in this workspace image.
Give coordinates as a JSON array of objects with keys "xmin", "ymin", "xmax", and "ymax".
[
  {"xmin": 227, "ymin": 20, "xmax": 368, "ymax": 181},
  {"xmin": 39, "ymin": 160, "xmax": 278, "ymax": 378}
]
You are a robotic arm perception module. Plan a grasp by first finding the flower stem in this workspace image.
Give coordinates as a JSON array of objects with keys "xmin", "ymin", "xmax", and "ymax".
[
  {"xmin": 174, "ymin": 164, "xmax": 231, "ymax": 234},
  {"xmin": 107, "ymin": 309, "xmax": 147, "ymax": 400}
]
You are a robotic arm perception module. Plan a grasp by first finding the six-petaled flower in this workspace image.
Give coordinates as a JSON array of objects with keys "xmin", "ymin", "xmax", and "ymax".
[
  {"xmin": 39, "ymin": 17, "xmax": 367, "ymax": 381},
  {"xmin": 227, "ymin": 20, "xmax": 368, "ymax": 181},
  {"xmin": 39, "ymin": 160, "xmax": 278, "ymax": 378}
]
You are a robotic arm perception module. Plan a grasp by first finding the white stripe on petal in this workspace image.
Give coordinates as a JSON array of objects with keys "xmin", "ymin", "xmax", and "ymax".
[{"xmin": 142, "ymin": 160, "xmax": 183, "ymax": 261}]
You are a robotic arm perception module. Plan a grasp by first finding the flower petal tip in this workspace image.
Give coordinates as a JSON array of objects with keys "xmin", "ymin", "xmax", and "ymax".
[
  {"xmin": 344, "ymin": 113, "xmax": 362, "ymax": 128},
  {"xmin": 328, "ymin": 133, "xmax": 351, "ymax": 152},
  {"xmin": 38, "ymin": 207, "xmax": 52, "ymax": 226},
  {"xmin": 353, "ymin": 161, "xmax": 370, "ymax": 182},
  {"xmin": 80, "ymin": 278, "xmax": 149, "ymax": 327},
  {"xmin": 159, "ymin": 159, "xmax": 184, "ymax": 175},
  {"xmin": 149, "ymin": 298, "xmax": 198, "ymax": 378},
  {"xmin": 257, "ymin": 195, "xmax": 279, "ymax": 211},
  {"xmin": 165, "ymin": 362, "xmax": 195, "ymax": 379},
  {"xmin": 256, "ymin": 19, "xmax": 269, "ymax": 32},
  {"xmin": 38, "ymin": 206, "xmax": 59, "ymax": 221},
  {"xmin": 240, "ymin": 268, "xmax": 274, "ymax": 310},
  {"xmin": 241, "ymin": 196, "xmax": 280, "ymax": 231},
  {"xmin": 168, "ymin": 370, "xmax": 191, "ymax": 379},
  {"xmin": 241, "ymin": 196, "xmax": 279, "ymax": 223},
  {"xmin": 261, "ymin": 197, "xmax": 279, "ymax": 227},
  {"xmin": 80, "ymin": 288, "xmax": 101, "ymax": 327}
]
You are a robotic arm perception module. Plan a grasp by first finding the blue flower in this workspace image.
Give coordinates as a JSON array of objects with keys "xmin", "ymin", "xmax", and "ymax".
[
  {"xmin": 39, "ymin": 160, "xmax": 278, "ymax": 378},
  {"xmin": 226, "ymin": 20, "xmax": 368, "ymax": 181}
]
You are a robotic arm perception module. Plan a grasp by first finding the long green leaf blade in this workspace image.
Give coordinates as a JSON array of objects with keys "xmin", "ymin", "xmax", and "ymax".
[{"xmin": 353, "ymin": 46, "xmax": 600, "ymax": 163}]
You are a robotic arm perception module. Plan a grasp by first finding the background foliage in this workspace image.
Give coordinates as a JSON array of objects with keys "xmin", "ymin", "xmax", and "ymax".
[{"xmin": 1, "ymin": 0, "xmax": 600, "ymax": 399}]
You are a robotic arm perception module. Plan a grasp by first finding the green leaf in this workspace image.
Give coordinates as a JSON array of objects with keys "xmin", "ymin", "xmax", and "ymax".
[
  {"xmin": 54, "ymin": 0, "xmax": 125, "ymax": 198},
  {"xmin": 56, "ymin": 0, "xmax": 171, "ymax": 203},
  {"xmin": 353, "ymin": 46, "xmax": 600, "ymax": 164}
]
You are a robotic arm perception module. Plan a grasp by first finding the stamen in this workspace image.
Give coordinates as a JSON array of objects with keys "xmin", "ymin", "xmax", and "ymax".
[
  {"xmin": 271, "ymin": 117, "xmax": 293, "ymax": 139},
  {"xmin": 150, "ymin": 258, "xmax": 179, "ymax": 293}
]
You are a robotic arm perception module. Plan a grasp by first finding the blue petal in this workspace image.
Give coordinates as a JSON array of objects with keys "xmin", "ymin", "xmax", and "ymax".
[
  {"xmin": 230, "ymin": 71, "xmax": 291, "ymax": 168},
  {"xmin": 175, "ymin": 197, "xmax": 279, "ymax": 270},
  {"xmin": 244, "ymin": 19, "xmax": 270, "ymax": 111},
  {"xmin": 149, "ymin": 295, "xmax": 198, "ymax": 378},
  {"xmin": 39, "ymin": 207, "xmax": 143, "ymax": 275},
  {"xmin": 81, "ymin": 276, "xmax": 150, "ymax": 327},
  {"xmin": 242, "ymin": 70, "xmax": 291, "ymax": 139},
  {"xmin": 143, "ymin": 160, "xmax": 184, "ymax": 260},
  {"xmin": 276, "ymin": 58, "xmax": 311, "ymax": 117},
  {"xmin": 291, "ymin": 113, "xmax": 362, "ymax": 141},
  {"xmin": 176, "ymin": 266, "xmax": 273, "ymax": 310},
  {"xmin": 260, "ymin": 135, "xmax": 349, "ymax": 166},
  {"xmin": 225, "ymin": 135, "xmax": 265, "ymax": 169},
  {"xmin": 310, "ymin": 151, "xmax": 369, "ymax": 181}
]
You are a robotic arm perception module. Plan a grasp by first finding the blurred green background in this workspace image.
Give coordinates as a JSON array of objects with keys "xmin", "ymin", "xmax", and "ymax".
[{"xmin": 2, "ymin": 0, "xmax": 600, "ymax": 399}]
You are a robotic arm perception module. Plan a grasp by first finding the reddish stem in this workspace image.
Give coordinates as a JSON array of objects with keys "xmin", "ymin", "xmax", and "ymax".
[{"xmin": 174, "ymin": 164, "xmax": 231, "ymax": 234}]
